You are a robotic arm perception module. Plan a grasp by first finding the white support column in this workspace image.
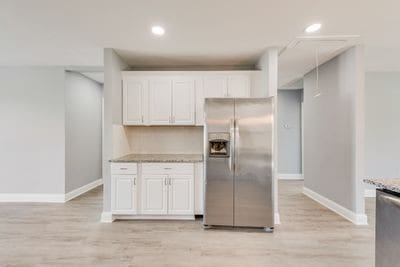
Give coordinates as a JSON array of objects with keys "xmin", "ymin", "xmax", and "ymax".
[
  {"xmin": 256, "ymin": 47, "xmax": 280, "ymax": 224},
  {"xmin": 102, "ymin": 48, "xmax": 128, "ymax": 221}
]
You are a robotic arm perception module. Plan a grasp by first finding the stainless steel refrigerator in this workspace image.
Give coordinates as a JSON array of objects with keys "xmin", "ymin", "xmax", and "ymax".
[{"xmin": 203, "ymin": 98, "xmax": 274, "ymax": 230}]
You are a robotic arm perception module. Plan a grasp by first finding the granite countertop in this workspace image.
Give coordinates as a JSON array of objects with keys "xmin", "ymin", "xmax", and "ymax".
[
  {"xmin": 110, "ymin": 153, "xmax": 203, "ymax": 163},
  {"xmin": 364, "ymin": 178, "xmax": 400, "ymax": 194}
]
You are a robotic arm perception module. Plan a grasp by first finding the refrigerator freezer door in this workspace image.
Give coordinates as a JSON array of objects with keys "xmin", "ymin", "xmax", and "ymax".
[
  {"xmin": 234, "ymin": 98, "xmax": 274, "ymax": 228},
  {"xmin": 204, "ymin": 98, "xmax": 235, "ymax": 226}
]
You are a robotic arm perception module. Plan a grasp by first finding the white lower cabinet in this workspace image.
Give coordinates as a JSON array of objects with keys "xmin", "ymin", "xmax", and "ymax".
[
  {"xmin": 111, "ymin": 175, "xmax": 137, "ymax": 214},
  {"xmin": 141, "ymin": 174, "xmax": 168, "ymax": 215},
  {"xmin": 168, "ymin": 175, "xmax": 194, "ymax": 215},
  {"xmin": 141, "ymin": 163, "xmax": 194, "ymax": 216},
  {"xmin": 111, "ymin": 162, "xmax": 196, "ymax": 218},
  {"xmin": 194, "ymin": 162, "xmax": 204, "ymax": 215}
]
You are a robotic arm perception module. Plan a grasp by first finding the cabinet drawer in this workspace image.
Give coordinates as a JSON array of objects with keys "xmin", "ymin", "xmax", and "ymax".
[
  {"xmin": 111, "ymin": 163, "xmax": 137, "ymax": 175},
  {"xmin": 142, "ymin": 163, "xmax": 194, "ymax": 175}
]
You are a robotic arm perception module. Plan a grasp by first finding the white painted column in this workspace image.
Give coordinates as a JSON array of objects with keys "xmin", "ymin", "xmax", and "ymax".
[
  {"xmin": 102, "ymin": 48, "xmax": 128, "ymax": 223},
  {"xmin": 256, "ymin": 47, "xmax": 280, "ymax": 224}
]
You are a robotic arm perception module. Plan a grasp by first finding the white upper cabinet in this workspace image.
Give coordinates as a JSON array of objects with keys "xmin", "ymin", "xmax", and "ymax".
[
  {"xmin": 122, "ymin": 71, "xmax": 257, "ymax": 126},
  {"xmin": 227, "ymin": 75, "xmax": 250, "ymax": 97},
  {"xmin": 123, "ymin": 79, "xmax": 148, "ymax": 125},
  {"xmin": 172, "ymin": 78, "xmax": 195, "ymax": 125},
  {"xmin": 203, "ymin": 75, "xmax": 227, "ymax": 98},
  {"xmin": 149, "ymin": 79, "xmax": 173, "ymax": 125}
]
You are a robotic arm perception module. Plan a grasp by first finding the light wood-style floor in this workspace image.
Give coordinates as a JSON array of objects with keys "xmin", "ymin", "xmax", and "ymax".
[{"xmin": 0, "ymin": 181, "xmax": 375, "ymax": 267}]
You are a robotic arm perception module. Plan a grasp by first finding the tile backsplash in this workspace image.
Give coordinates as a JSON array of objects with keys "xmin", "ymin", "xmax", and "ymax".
[{"xmin": 113, "ymin": 125, "xmax": 203, "ymax": 156}]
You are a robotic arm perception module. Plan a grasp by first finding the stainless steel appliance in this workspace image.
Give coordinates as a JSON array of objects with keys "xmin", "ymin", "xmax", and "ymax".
[
  {"xmin": 376, "ymin": 189, "xmax": 400, "ymax": 267},
  {"xmin": 203, "ymin": 98, "xmax": 274, "ymax": 230}
]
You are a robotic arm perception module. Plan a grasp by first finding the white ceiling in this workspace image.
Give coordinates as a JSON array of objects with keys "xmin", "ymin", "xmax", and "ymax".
[{"xmin": 1, "ymin": 0, "xmax": 400, "ymax": 81}]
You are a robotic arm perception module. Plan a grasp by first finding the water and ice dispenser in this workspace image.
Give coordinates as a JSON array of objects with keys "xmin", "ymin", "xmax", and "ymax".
[{"xmin": 208, "ymin": 133, "xmax": 230, "ymax": 158}]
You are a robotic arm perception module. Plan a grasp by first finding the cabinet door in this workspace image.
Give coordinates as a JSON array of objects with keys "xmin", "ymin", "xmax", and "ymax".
[
  {"xmin": 168, "ymin": 175, "xmax": 194, "ymax": 215},
  {"xmin": 123, "ymin": 79, "xmax": 147, "ymax": 125},
  {"xmin": 112, "ymin": 175, "xmax": 137, "ymax": 214},
  {"xmin": 227, "ymin": 75, "xmax": 250, "ymax": 97},
  {"xmin": 194, "ymin": 162, "xmax": 204, "ymax": 215},
  {"xmin": 149, "ymin": 79, "xmax": 172, "ymax": 125},
  {"xmin": 141, "ymin": 174, "xmax": 168, "ymax": 215},
  {"xmin": 172, "ymin": 78, "xmax": 195, "ymax": 125},
  {"xmin": 203, "ymin": 76, "xmax": 227, "ymax": 98}
]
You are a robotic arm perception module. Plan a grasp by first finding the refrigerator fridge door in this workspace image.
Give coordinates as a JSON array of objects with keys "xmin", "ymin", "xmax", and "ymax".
[
  {"xmin": 376, "ymin": 189, "xmax": 400, "ymax": 267},
  {"xmin": 234, "ymin": 98, "xmax": 274, "ymax": 228},
  {"xmin": 204, "ymin": 98, "xmax": 235, "ymax": 226}
]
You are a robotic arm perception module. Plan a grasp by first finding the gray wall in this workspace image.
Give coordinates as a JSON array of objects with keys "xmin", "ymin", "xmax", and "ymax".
[
  {"xmin": 0, "ymin": 67, "xmax": 66, "ymax": 194},
  {"xmin": 303, "ymin": 46, "xmax": 365, "ymax": 214},
  {"xmin": 365, "ymin": 72, "xmax": 400, "ymax": 179},
  {"xmin": 103, "ymin": 48, "xmax": 128, "ymax": 212},
  {"xmin": 278, "ymin": 89, "xmax": 302, "ymax": 174},
  {"xmin": 65, "ymin": 72, "xmax": 103, "ymax": 193}
]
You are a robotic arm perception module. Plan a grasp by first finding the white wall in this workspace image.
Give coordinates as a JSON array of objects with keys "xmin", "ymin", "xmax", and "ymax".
[
  {"xmin": 0, "ymin": 67, "xmax": 66, "ymax": 194},
  {"xmin": 277, "ymin": 89, "xmax": 302, "ymax": 175},
  {"xmin": 65, "ymin": 72, "xmax": 103, "ymax": 193},
  {"xmin": 365, "ymin": 72, "xmax": 400, "ymax": 179},
  {"xmin": 303, "ymin": 46, "xmax": 366, "ymax": 220}
]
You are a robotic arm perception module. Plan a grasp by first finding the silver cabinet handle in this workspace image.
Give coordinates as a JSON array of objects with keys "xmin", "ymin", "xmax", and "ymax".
[
  {"xmin": 164, "ymin": 167, "xmax": 172, "ymax": 170},
  {"xmin": 164, "ymin": 178, "xmax": 168, "ymax": 185},
  {"xmin": 141, "ymin": 115, "xmax": 144, "ymax": 123},
  {"xmin": 120, "ymin": 167, "xmax": 128, "ymax": 170},
  {"xmin": 169, "ymin": 178, "xmax": 172, "ymax": 185},
  {"xmin": 133, "ymin": 177, "xmax": 136, "ymax": 186}
]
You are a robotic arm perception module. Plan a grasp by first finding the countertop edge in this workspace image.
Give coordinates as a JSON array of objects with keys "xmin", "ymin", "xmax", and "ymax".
[
  {"xmin": 364, "ymin": 178, "xmax": 400, "ymax": 194},
  {"xmin": 109, "ymin": 154, "xmax": 204, "ymax": 163},
  {"xmin": 109, "ymin": 159, "xmax": 204, "ymax": 163}
]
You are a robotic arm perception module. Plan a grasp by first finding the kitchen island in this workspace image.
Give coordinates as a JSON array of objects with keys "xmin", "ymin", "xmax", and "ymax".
[{"xmin": 364, "ymin": 178, "xmax": 400, "ymax": 267}]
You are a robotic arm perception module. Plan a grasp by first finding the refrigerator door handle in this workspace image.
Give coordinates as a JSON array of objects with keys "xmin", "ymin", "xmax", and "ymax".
[
  {"xmin": 229, "ymin": 118, "xmax": 235, "ymax": 172},
  {"xmin": 381, "ymin": 194, "xmax": 400, "ymax": 208},
  {"xmin": 234, "ymin": 118, "xmax": 239, "ymax": 173}
]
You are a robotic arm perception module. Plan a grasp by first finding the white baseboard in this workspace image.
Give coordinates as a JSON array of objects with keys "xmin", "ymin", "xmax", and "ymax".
[
  {"xmin": 0, "ymin": 194, "xmax": 65, "ymax": 203},
  {"xmin": 364, "ymin": 189, "xmax": 376, "ymax": 198},
  {"xmin": 279, "ymin": 173, "xmax": 304, "ymax": 180},
  {"xmin": 113, "ymin": 215, "xmax": 195, "ymax": 220},
  {"xmin": 274, "ymin": 212, "xmax": 281, "ymax": 224},
  {"xmin": 65, "ymin": 178, "xmax": 103, "ymax": 202},
  {"xmin": 0, "ymin": 178, "xmax": 103, "ymax": 203},
  {"xmin": 100, "ymin": 212, "xmax": 114, "ymax": 223},
  {"xmin": 303, "ymin": 187, "xmax": 368, "ymax": 225}
]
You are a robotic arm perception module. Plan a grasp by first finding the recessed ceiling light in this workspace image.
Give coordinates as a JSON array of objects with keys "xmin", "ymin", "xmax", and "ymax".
[
  {"xmin": 305, "ymin": 23, "xmax": 322, "ymax": 33},
  {"xmin": 151, "ymin": 26, "xmax": 165, "ymax": 36}
]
